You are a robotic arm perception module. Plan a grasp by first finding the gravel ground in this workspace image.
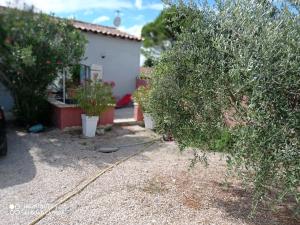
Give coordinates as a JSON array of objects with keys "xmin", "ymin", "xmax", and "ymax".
[{"xmin": 0, "ymin": 125, "xmax": 297, "ymax": 225}]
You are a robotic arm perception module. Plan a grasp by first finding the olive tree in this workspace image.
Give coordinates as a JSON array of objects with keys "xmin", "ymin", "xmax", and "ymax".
[
  {"xmin": 0, "ymin": 6, "xmax": 86, "ymax": 125},
  {"xmin": 149, "ymin": 0, "xmax": 300, "ymax": 214}
]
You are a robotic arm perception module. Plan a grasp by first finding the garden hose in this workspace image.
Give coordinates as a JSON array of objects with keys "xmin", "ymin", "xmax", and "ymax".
[{"xmin": 28, "ymin": 140, "xmax": 158, "ymax": 225}]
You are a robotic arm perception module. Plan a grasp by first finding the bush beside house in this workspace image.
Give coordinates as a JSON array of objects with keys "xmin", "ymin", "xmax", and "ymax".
[{"xmin": 0, "ymin": 6, "xmax": 86, "ymax": 125}]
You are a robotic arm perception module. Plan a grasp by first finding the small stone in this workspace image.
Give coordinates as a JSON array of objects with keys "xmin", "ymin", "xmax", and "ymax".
[{"xmin": 96, "ymin": 128, "xmax": 105, "ymax": 135}]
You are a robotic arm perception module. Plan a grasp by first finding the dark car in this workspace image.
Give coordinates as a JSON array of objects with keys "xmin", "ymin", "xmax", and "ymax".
[{"xmin": 0, "ymin": 106, "xmax": 7, "ymax": 156}]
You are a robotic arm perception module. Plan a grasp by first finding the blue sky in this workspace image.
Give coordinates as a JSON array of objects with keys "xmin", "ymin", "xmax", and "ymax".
[{"xmin": 0, "ymin": 0, "xmax": 164, "ymax": 37}]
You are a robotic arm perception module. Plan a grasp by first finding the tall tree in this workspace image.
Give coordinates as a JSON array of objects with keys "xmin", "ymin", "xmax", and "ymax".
[
  {"xmin": 149, "ymin": 0, "xmax": 300, "ymax": 215},
  {"xmin": 141, "ymin": 3, "xmax": 200, "ymax": 66}
]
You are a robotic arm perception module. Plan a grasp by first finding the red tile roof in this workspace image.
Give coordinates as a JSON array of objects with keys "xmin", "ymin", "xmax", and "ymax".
[{"xmin": 72, "ymin": 20, "xmax": 142, "ymax": 42}]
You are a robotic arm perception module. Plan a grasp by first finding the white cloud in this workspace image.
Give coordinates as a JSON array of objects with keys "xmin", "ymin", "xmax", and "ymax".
[
  {"xmin": 67, "ymin": 14, "xmax": 76, "ymax": 19},
  {"xmin": 0, "ymin": 0, "xmax": 133, "ymax": 13},
  {"xmin": 119, "ymin": 24, "xmax": 143, "ymax": 37},
  {"xmin": 134, "ymin": 0, "xmax": 163, "ymax": 11},
  {"xmin": 145, "ymin": 3, "xmax": 163, "ymax": 11},
  {"xmin": 92, "ymin": 16, "xmax": 110, "ymax": 24},
  {"xmin": 83, "ymin": 10, "xmax": 93, "ymax": 15},
  {"xmin": 135, "ymin": 0, "xmax": 142, "ymax": 9},
  {"xmin": 0, "ymin": 0, "xmax": 164, "ymax": 14}
]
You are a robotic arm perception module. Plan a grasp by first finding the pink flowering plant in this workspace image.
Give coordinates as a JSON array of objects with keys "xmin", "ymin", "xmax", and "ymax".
[
  {"xmin": 75, "ymin": 81, "xmax": 116, "ymax": 116},
  {"xmin": 132, "ymin": 86, "xmax": 151, "ymax": 113}
]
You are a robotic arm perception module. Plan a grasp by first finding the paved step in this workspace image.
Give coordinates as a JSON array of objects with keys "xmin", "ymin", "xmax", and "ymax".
[{"xmin": 113, "ymin": 118, "xmax": 144, "ymax": 126}]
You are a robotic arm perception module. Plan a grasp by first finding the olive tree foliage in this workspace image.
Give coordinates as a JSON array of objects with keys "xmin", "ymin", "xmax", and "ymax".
[
  {"xmin": 149, "ymin": 0, "xmax": 300, "ymax": 212},
  {"xmin": 141, "ymin": 2, "xmax": 200, "ymax": 66},
  {"xmin": 0, "ymin": 6, "xmax": 86, "ymax": 125}
]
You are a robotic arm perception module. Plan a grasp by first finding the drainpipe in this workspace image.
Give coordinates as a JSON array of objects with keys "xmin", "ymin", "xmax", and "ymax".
[{"xmin": 63, "ymin": 68, "xmax": 66, "ymax": 104}]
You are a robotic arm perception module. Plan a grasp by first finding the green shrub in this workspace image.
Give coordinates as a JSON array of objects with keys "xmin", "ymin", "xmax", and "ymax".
[
  {"xmin": 0, "ymin": 6, "xmax": 86, "ymax": 125},
  {"xmin": 132, "ymin": 86, "xmax": 151, "ymax": 113},
  {"xmin": 149, "ymin": 0, "xmax": 300, "ymax": 213},
  {"xmin": 75, "ymin": 81, "xmax": 115, "ymax": 116}
]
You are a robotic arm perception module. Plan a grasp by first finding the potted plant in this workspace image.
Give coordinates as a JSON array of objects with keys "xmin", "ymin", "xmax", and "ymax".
[
  {"xmin": 75, "ymin": 81, "xmax": 115, "ymax": 137},
  {"xmin": 132, "ymin": 87, "xmax": 144, "ymax": 122},
  {"xmin": 132, "ymin": 86, "xmax": 155, "ymax": 129}
]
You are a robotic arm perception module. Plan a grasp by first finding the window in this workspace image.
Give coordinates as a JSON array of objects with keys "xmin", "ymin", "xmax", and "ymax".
[{"xmin": 80, "ymin": 64, "xmax": 91, "ymax": 83}]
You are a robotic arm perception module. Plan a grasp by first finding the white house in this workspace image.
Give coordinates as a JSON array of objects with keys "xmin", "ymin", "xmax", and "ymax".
[
  {"xmin": 0, "ymin": 18, "xmax": 142, "ymax": 116},
  {"xmin": 73, "ymin": 20, "xmax": 142, "ymax": 99}
]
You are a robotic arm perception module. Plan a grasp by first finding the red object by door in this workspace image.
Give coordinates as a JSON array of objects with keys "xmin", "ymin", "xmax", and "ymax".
[{"xmin": 116, "ymin": 94, "xmax": 132, "ymax": 108}]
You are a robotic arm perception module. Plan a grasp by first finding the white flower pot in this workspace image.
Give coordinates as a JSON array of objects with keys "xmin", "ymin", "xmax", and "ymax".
[
  {"xmin": 143, "ymin": 113, "xmax": 155, "ymax": 130},
  {"xmin": 81, "ymin": 114, "xmax": 99, "ymax": 137}
]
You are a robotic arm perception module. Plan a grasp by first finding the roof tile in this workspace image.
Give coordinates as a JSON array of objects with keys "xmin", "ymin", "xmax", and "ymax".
[{"xmin": 71, "ymin": 20, "xmax": 142, "ymax": 42}]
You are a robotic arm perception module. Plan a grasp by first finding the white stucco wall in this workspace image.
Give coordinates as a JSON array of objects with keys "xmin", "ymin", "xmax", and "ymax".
[{"xmin": 82, "ymin": 32, "xmax": 141, "ymax": 99}]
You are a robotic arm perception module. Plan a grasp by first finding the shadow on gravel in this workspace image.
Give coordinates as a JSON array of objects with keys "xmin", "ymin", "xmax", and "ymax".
[
  {"xmin": 142, "ymin": 170, "xmax": 299, "ymax": 225},
  {"xmin": 33, "ymin": 126, "xmax": 158, "ymax": 169},
  {"xmin": 0, "ymin": 125, "xmax": 158, "ymax": 190},
  {"xmin": 212, "ymin": 182, "xmax": 300, "ymax": 225},
  {"xmin": 0, "ymin": 127, "xmax": 36, "ymax": 189}
]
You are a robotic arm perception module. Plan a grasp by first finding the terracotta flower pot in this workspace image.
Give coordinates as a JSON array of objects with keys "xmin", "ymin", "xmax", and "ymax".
[
  {"xmin": 134, "ymin": 103, "xmax": 144, "ymax": 121},
  {"xmin": 99, "ymin": 107, "xmax": 115, "ymax": 125}
]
